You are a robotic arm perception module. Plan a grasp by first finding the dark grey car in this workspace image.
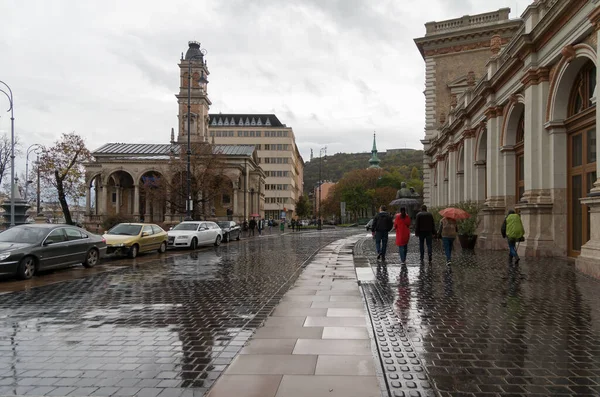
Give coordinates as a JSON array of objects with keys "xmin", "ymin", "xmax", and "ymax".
[
  {"xmin": 0, "ymin": 224, "xmax": 107, "ymax": 280},
  {"xmin": 217, "ymin": 221, "xmax": 241, "ymax": 242}
]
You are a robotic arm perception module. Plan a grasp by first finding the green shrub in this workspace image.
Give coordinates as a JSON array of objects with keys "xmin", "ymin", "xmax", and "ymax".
[
  {"xmin": 454, "ymin": 201, "xmax": 482, "ymax": 236},
  {"xmin": 102, "ymin": 214, "xmax": 135, "ymax": 231}
]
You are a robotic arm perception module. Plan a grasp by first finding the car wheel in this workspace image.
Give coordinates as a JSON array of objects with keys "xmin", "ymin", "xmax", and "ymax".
[
  {"xmin": 214, "ymin": 235, "xmax": 222, "ymax": 246},
  {"xmin": 83, "ymin": 248, "xmax": 99, "ymax": 268},
  {"xmin": 158, "ymin": 241, "xmax": 167, "ymax": 253},
  {"xmin": 17, "ymin": 256, "xmax": 36, "ymax": 280},
  {"xmin": 190, "ymin": 238, "xmax": 198, "ymax": 250},
  {"xmin": 236, "ymin": 231, "xmax": 240, "ymax": 240},
  {"xmin": 128, "ymin": 244, "xmax": 139, "ymax": 259}
]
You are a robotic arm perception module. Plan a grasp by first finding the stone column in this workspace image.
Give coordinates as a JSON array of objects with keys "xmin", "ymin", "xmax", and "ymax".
[
  {"xmin": 463, "ymin": 132, "xmax": 476, "ymax": 201},
  {"xmin": 99, "ymin": 183, "xmax": 108, "ymax": 215},
  {"xmin": 480, "ymin": 110, "xmax": 507, "ymax": 251},
  {"xmin": 456, "ymin": 172, "xmax": 464, "ymax": 203},
  {"xmin": 437, "ymin": 158, "xmax": 445, "ymax": 206},
  {"xmin": 115, "ymin": 186, "xmax": 121, "ymax": 215},
  {"xmin": 474, "ymin": 161, "xmax": 486, "ymax": 202},
  {"xmin": 430, "ymin": 162, "xmax": 438, "ymax": 207},
  {"xmin": 448, "ymin": 148, "xmax": 457, "ymax": 205},
  {"xmin": 484, "ymin": 109, "xmax": 504, "ymax": 208},
  {"xmin": 233, "ymin": 187, "xmax": 239, "ymax": 218},
  {"xmin": 133, "ymin": 184, "xmax": 140, "ymax": 219},
  {"xmin": 86, "ymin": 186, "xmax": 91, "ymax": 214},
  {"xmin": 517, "ymin": 73, "xmax": 554, "ymax": 257},
  {"xmin": 501, "ymin": 148, "xmax": 516, "ymax": 210},
  {"xmin": 546, "ymin": 122, "xmax": 568, "ymax": 257}
]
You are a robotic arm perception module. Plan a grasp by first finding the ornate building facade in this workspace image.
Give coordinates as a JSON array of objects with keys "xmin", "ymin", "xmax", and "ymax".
[
  {"xmin": 415, "ymin": 1, "xmax": 600, "ymax": 277},
  {"xmin": 84, "ymin": 42, "xmax": 266, "ymax": 228}
]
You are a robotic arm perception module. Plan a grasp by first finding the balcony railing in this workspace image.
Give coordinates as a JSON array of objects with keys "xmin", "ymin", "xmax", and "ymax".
[{"xmin": 425, "ymin": 8, "xmax": 511, "ymax": 35}]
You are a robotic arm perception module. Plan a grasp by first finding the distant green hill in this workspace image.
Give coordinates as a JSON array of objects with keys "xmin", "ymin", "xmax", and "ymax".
[{"xmin": 303, "ymin": 149, "xmax": 423, "ymax": 194}]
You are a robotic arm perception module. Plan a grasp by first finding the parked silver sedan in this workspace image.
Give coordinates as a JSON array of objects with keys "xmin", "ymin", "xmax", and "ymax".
[
  {"xmin": 0, "ymin": 224, "xmax": 107, "ymax": 280},
  {"xmin": 167, "ymin": 221, "xmax": 223, "ymax": 249}
]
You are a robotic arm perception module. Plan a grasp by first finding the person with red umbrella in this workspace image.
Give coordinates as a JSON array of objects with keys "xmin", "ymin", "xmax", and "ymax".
[
  {"xmin": 394, "ymin": 207, "xmax": 411, "ymax": 265},
  {"xmin": 438, "ymin": 208, "xmax": 468, "ymax": 265}
]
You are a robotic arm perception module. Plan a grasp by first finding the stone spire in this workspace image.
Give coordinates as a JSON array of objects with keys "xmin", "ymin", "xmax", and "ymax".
[{"xmin": 368, "ymin": 133, "xmax": 381, "ymax": 169}]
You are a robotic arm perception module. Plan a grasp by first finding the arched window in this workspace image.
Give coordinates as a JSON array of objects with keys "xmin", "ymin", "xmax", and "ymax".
[{"xmin": 569, "ymin": 61, "xmax": 596, "ymax": 117}]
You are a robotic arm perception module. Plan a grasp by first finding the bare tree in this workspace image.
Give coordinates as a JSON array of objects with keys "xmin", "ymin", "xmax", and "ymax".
[
  {"xmin": 140, "ymin": 143, "xmax": 231, "ymax": 220},
  {"xmin": 0, "ymin": 133, "xmax": 20, "ymax": 191}
]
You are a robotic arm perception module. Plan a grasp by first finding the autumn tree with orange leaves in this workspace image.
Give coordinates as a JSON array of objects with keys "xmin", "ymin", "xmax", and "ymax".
[{"xmin": 38, "ymin": 132, "xmax": 90, "ymax": 225}]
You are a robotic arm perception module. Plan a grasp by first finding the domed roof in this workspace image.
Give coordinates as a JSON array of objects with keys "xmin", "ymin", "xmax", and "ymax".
[{"xmin": 185, "ymin": 41, "xmax": 205, "ymax": 62}]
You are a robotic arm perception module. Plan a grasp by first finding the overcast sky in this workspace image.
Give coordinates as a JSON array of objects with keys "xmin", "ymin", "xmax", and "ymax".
[{"xmin": 1, "ymin": 0, "xmax": 533, "ymax": 172}]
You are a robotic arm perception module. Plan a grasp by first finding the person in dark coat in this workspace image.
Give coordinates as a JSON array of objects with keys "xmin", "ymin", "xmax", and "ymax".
[
  {"xmin": 249, "ymin": 217, "xmax": 257, "ymax": 236},
  {"xmin": 415, "ymin": 205, "xmax": 436, "ymax": 264},
  {"xmin": 371, "ymin": 205, "xmax": 394, "ymax": 261}
]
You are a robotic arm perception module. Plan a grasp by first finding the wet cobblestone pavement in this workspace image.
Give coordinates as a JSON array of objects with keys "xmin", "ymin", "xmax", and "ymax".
[
  {"xmin": 0, "ymin": 229, "xmax": 359, "ymax": 397},
  {"xmin": 355, "ymin": 235, "xmax": 600, "ymax": 396}
]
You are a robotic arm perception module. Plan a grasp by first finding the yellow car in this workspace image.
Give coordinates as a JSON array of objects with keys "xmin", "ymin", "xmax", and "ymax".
[{"xmin": 103, "ymin": 223, "xmax": 168, "ymax": 258}]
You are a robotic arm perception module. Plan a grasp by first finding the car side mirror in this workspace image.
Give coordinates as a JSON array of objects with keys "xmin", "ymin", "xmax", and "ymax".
[
  {"xmin": 43, "ymin": 240, "xmax": 54, "ymax": 246},
  {"xmin": 141, "ymin": 232, "xmax": 150, "ymax": 237}
]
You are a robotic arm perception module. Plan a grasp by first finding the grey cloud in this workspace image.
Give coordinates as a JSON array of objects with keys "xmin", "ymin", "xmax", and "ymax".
[{"xmin": 0, "ymin": 0, "xmax": 526, "ymax": 169}]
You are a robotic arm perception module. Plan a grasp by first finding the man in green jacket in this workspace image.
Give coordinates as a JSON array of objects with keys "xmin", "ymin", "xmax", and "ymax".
[{"xmin": 501, "ymin": 209, "xmax": 525, "ymax": 264}]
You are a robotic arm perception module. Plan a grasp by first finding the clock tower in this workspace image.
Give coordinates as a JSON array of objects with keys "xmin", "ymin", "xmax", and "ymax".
[{"xmin": 176, "ymin": 41, "xmax": 211, "ymax": 144}]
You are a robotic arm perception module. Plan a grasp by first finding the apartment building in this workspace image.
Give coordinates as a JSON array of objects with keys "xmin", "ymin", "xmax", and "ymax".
[{"xmin": 209, "ymin": 114, "xmax": 304, "ymax": 221}]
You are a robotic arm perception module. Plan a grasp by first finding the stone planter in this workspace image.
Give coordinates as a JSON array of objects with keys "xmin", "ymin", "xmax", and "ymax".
[{"xmin": 459, "ymin": 234, "xmax": 478, "ymax": 250}]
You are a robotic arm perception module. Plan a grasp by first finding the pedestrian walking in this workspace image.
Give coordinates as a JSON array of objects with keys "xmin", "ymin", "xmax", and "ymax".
[
  {"xmin": 291, "ymin": 219, "xmax": 296, "ymax": 232},
  {"xmin": 257, "ymin": 218, "xmax": 263, "ymax": 237},
  {"xmin": 268, "ymin": 219, "xmax": 273, "ymax": 233},
  {"xmin": 372, "ymin": 205, "xmax": 394, "ymax": 261},
  {"xmin": 438, "ymin": 216, "xmax": 458, "ymax": 265},
  {"xmin": 415, "ymin": 204, "xmax": 435, "ymax": 264},
  {"xmin": 394, "ymin": 207, "xmax": 411, "ymax": 265},
  {"xmin": 249, "ymin": 217, "xmax": 257, "ymax": 236},
  {"xmin": 501, "ymin": 209, "xmax": 525, "ymax": 264}
]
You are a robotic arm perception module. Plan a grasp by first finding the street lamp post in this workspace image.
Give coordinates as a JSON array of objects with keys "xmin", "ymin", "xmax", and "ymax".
[
  {"xmin": 317, "ymin": 147, "xmax": 327, "ymax": 230},
  {"xmin": 0, "ymin": 80, "xmax": 15, "ymax": 227},
  {"xmin": 36, "ymin": 153, "xmax": 41, "ymax": 216},
  {"xmin": 185, "ymin": 49, "xmax": 208, "ymax": 221},
  {"xmin": 25, "ymin": 144, "xmax": 43, "ymax": 202}
]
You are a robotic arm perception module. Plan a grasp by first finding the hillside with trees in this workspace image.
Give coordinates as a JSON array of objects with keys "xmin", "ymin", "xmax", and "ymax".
[{"xmin": 303, "ymin": 148, "xmax": 423, "ymax": 194}]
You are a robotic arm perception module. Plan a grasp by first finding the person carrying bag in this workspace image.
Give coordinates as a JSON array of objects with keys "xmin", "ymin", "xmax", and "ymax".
[{"xmin": 501, "ymin": 209, "xmax": 525, "ymax": 264}]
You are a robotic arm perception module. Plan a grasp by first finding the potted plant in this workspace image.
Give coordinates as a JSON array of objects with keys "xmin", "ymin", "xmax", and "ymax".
[{"xmin": 455, "ymin": 201, "xmax": 481, "ymax": 249}]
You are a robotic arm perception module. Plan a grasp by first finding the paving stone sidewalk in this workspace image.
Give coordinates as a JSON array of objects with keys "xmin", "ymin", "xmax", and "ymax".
[
  {"xmin": 356, "ymin": 234, "xmax": 600, "ymax": 397},
  {"xmin": 207, "ymin": 236, "xmax": 385, "ymax": 397}
]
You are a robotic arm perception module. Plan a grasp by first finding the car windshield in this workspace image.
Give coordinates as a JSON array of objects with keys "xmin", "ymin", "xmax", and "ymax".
[
  {"xmin": 173, "ymin": 223, "xmax": 199, "ymax": 231},
  {"xmin": 217, "ymin": 222, "xmax": 231, "ymax": 229},
  {"xmin": 107, "ymin": 224, "xmax": 142, "ymax": 236},
  {"xmin": 0, "ymin": 226, "xmax": 48, "ymax": 244}
]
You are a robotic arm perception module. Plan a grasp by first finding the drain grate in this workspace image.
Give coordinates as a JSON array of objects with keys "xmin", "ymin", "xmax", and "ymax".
[{"xmin": 361, "ymin": 281, "xmax": 437, "ymax": 397}]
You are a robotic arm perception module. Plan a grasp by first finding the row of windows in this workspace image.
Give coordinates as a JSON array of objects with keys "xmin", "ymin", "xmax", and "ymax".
[
  {"xmin": 262, "ymin": 157, "xmax": 289, "ymax": 164},
  {"xmin": 264, "ymin": 144, "xmax": 289, "ymax": 151},
  {"xmin": 265, "ymin": 184, "xmax": 289, "ymax": 190},
  {"xmin": 209, "ymin": 130, "xmax": 290, "ymax": 138},
  {"xmin": 211, "ymin": 131, "xmax": 235, "ymax": 137},
  {"xmin": 266, "ymin": 197, "xmax": 290, "ymax": 204},
  {"xmin": 265, "ymin": 171, "xmax": 290, "ymax": 177}
]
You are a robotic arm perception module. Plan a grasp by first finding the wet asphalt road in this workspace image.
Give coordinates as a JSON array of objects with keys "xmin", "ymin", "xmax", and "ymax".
[
  {"xmin": 0, "ymin": 228, "xmax": 361, "ymax": 397},
  {"xmin": 355, "ymin": 236, "xmax": 600, "ymax": 397}
]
